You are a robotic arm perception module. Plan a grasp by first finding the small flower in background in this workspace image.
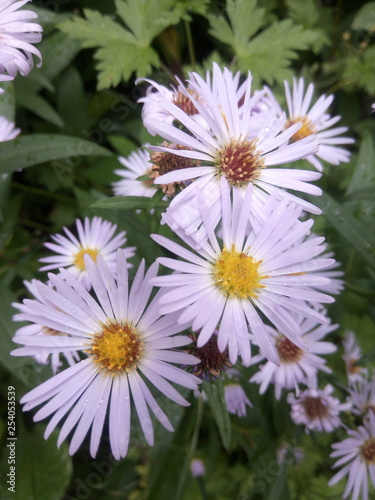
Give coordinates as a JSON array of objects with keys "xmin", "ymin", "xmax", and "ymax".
[
  {"xmin": 112, "ymin": 147, "xmax": 157, "ymax": 198},
  {"xmin": 371, "ymin": 103, "xmax": 375, "ymax": 113},
  {"xmin": 152, "ymin": 178, "xmax": 335, "ymax": 367},
  {"xmin": 276, "ymin": 442, "xmax": 304, "ymax": 465},
  {"xmin": 348, "ymin": 377, "xmax": 375, "ymax": 418},
  {"xmin": 287, "ymin": 384, "xmax": 351, "ymax": 432},
  {"xmin": 343, "ymin": 330, "xmax": 368, "ymax": 386},
  {"xmin": 0, "ymin": 0, "xmax": 42, "ymax": 85},
  {"xmin": 190, "ymin": 458, "xmax": 205, "ymax": 478},
  {"xmin": 39, "ymin": 216, "xmax": 136, "ymax": 290},
  {"xmin": 329, "ymin": 413, "xmax": 375, "ymax": 500},
  {"xmin": 12, "ymin": 251, "xmax": 201, "ymax": 459},
  {"xmin": 0, "ymin": 115, "xmax": 20, "ymax": 141},
  {"xmin": 281, "ymin": 77, "xmax": 354, "ymax": 171},
  {"xmin": 187, "ymin": 330, "xmax": 231, "ymax": 380},
  {"xmin": 250, "ymin": 309, "xmax": 337, "ymax": 399},
  {"xmin": 13, "ymin": 280, "xmax": 80, "ymax": 374},
  {"xmin": 224, "ymin": 383, "xmax": 252, "ymax": 417}
]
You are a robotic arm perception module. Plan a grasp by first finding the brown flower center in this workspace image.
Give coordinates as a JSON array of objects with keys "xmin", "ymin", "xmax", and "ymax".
[
  {"xmin": 172, "ymin": 89, "xmax": 200, "ymax": 116},
  {"xmin": 361, "ymin": 438, "xmax": 375, "ymax": 464},
  {"xmin": 188, "ymin": 333, "xmax": 231, "ymax": 379},
  {"xmin": 285, "ymin": 116, "xmax": 316, "ymax": 142},
  {"xmin": 216, "ymin": 139, "xmax": 264, "ymax": 186},
  {"xmin": 276, "ymin": 336, "xmax": 304, "ymax": 364},
  {"xmin": 88, "ymin": 321, "xmax": 143, "ymax": 374},
  {"xmin": 302, "ymin": 396, "xmax": 329, "ymax": 420}
]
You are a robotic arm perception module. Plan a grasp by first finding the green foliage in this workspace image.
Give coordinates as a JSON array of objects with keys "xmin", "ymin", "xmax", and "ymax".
[
  {"xmin": 208, "ymin": 0, "xmax": 321, "ymax": 85},
  {"xmin": 203, "ymin": 379, "xmax": 231, "ymax": 449},
  {"xmin": 59, "ymin": 0, "xmax": 208, "ymax": 89},
  {"xmin": 342, "ymin": 46, "xmax": 375, "ymax": 95},
  {"xmin": 352, "ymin": 1, "xmax": 375, "ymax": 31}
]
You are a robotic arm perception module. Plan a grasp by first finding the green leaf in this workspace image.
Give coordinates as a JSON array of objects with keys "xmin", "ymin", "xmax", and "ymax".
[
  {"xmin": 346, "ymin": 132, "xmax": 375, "ymax": 194},
  {"xmin": 91, "ymin": 195, "xmax": 167, "ymax": 211},
  {"xmin": 208, "ymin": 0, "xmax": 320, "ymax": 85},
  {"xmin": 0, "ymin": 426, "xmax": 72, "ymax": 500},
  {"xmin": 0, "ymin": 82, "xmax": 16, "ymax": 121},
  {"xmin": 352, "ymin": 2, "xmax": 375, "ymax": 31},
  {"xmin": 16, "ymin": 93, "xmax": 64, "ymax": 128},
  {"xmin": 313, "ymin": 192, "xmax": 375, "ymax": 268},
  {"xmin": 147, "ymin": 189, "xmax": 165, "ymax": 213},
  {"xmin": 0, "ymin": 135, "xmax": 111, "ymax": 174},
  {"xmin": 203, "ymin": 379, "xmax": 231, "ymax": 449},
  {"xmin": 342, "ymin": 47, "xmax": 375, "ymax": 95},
  {"xmin": 59, "ymin": 0, "xmax": 208, "ymax": 89}
]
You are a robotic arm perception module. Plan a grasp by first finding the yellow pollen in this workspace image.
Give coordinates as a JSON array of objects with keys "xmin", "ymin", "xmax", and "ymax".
[
  {"xmin": 285, "ymin": 116, "xmax": 316, "ymax": 142},
  {"xmin": 361, "ymin": 438, "xmax": 375, "ymax": 464},
  {"xmin": 276, "ymin": 336, "xmax": 304, "ymax": 364},
  {"xmin": 216, "ymin": 139, "xmax": 264, "ymax": 186},
  {"xmin": 74, "ymin": 248, "xmax": 99, "ymax": 271},
  {"xmin": 89, "ymin": 321, "xmax": 143, "ymax": 374},
  {"xmin": 213, "ymin": 245, "xmax": 266, "ymax": 299}
]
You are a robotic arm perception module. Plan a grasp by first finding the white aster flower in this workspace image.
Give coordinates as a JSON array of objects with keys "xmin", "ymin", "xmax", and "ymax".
[
  {"xmin": 287, "ymin": 384, "xmax": 350, "ymax": 432},
  {"xmin": 13, "ymin": 280, "xmax": 80, "ymax": 373},
  {"xmin": 0, "ymin": 0, "xmax": 42, "ymax": 83},
  {"xmin": 151, "ymin": 178, "xmax": 335, "ymax": 366},
  {"xmin": 112, "ymin": 147, "xmax": 157, "ymax": 198},
  {"xmin": 348, "ymin": 377, "xmax": 375, "ymax": 418},
  {"xmin": 142, "ymin": 63, "xmax": 321, "ymax": 228},
  {"xmin": 282, "ymin": 77, "xmax": 354, "ymax": 171},
  {"xmin": 190, "ymin": 458, "xmax": 205, "ymax": 478},
  {"xmin": 329, "ymin": 413, "xmax": 375, "ymax": 500},
  {"xmin": 224, "ymin": 383, "xmax": 252, "ymax": 417},
  {"xmin": 0, "ymin": 115, "xmax": 20, "ymax": 141},
  {"xmin": 250, "ymin": 309, "xmax": 337, "ymax": 399},
  {"xmin": 343, "ymin": 330, "xmax": 368, "ymax": 385},
  {"xmin": 12, "ymin": 251, "xmax": 201, "ymax": 459},
  {"xmin": 39, "ymin": 216, "xmax": 135, "ymax": 290}
]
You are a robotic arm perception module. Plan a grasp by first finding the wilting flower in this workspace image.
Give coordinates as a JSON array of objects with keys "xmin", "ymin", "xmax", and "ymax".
[
  {"xmin": 12, "ymin": 251, "xmax": 201, "ymax": 459},
  {"xmin": 250, "ymin": 309, "xmax": 337, "ymax": 399},
  {"xmin": 329, "ymin": 413, "xmax": 375, "ymax": 500},
  {"xmin": 151, "ymin": 178, "xmax": 335, "ymax": 366},
  {"xmin": 112, "ymin": 147, "xmax": 157, "ymax": 198},
  {"xmin": 0, "ymin": 116, "xmax": 20, "ymax": 141},
  {"xmin": 0, "ymin": 0, "xmax": 42, "ymax": 84},
  {"xmin": 39, "ymin": 216, "xmax": 135, "ymax": 290},
  {"xmin": 287, "ymin": 384, "xmax": 350, "ymax": 432},
  {"xmin": 343, "ymin": 330, "xmax": 368, "ymax": 385},
  {"xmin": 280, "ymin": 77, "xmax": 354, "ymax": 171}
]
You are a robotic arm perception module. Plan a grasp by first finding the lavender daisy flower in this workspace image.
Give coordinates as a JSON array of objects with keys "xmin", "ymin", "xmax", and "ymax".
[
  {"xmin": 151, "ymin": 178, "xmax": 335, "ymax": 366},
  {"xmin": 250, "ymin": 309, "xmax": 337, "ymax": 399},
  {"xmin": 12, "ymin": 251, "xmax": 201, "ymax": 459},
  {"xmin": 329, "ymin": 413, "xmax": 375, "ymax": 500},
  {"xmin": 0, "ymin": 115, "xmax": 20, "ymax": 141},
  {"xmin": 343, "ymin": 330, "xmax": 368, "ymax": 386},
  {"xmin": 224, "ymin": 383, "xmax": 252, "ymax": 417},
  {"xmin": 13, "ymin": 280, "xmax": 80, "ymax": 373},
  {"xmin": 282, "ymin": 77, "xmax": 354, "ymax": 171},
  {"xmin": 142, "ymin": 63, "xmax": 321, "ymax": 226},
  {"xmin": 287, "ymin": 384, "xmax": 351, "ymax": 432},
  {"xmin": 39, "ymin": 216, "xmax": 136, "ymax": 290},
  {"xmin": 0, "ymin": 0, "xmax": 42, "ymax": 83},
  {"xmin": 348, "ymin": 377, "xmax": 375, "ymax": 417},
  {"xmin": 112, "ymin": 147, "xmax": 157, "ymax": 198},
  {"xmin": 190, "ymin": 458, "xmax": 205, "ymax": 478}
]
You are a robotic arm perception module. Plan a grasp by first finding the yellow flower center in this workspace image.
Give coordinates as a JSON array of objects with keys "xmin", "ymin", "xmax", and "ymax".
[
  {"xmin": 89, "ymin": 321, "xmax": 143, "ymax": 374},
  {"xmin": 216, "ymin": 139, "xmax": 264, "ymax": 186},
  {"xmin": 276, "ymin": 336, "xmax": 304, "ymax": 364},
  {"xmin": 213, "ymin": 245, "xmax": 266, "ymax": 299},
  {"xmin": 74, "ymin": 248, "xmax": 99, "ymax": 271},
  {"xmin": 361, "ymin": 438, "xmax": 375, "ymax": 464},
  {"xmin": 285, "ymin": 116, "xmax": 316, "ymax": 142}
]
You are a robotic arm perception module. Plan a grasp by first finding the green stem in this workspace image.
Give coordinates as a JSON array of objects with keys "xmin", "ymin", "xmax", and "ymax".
[
  {"xmin": 197, "ymin": 476, "xmax": 208, "ymax": 500},
  {"xmin": 184, "ymin": 20, "xmax": 196, "ymax": 70},
  {"xmin": 11, "ymin": 182, "xmax": 75, "ymax": 205}
]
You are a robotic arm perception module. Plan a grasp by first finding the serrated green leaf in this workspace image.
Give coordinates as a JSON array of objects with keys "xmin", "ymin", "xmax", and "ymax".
[
  {"xmin": 342, "ymin": 47, "xmax": 375, "ymax": 95},
  {"xmin": 346, "ymin": 132, "xmax": 375, "ymax": 194},
  {"xmin": 208, "ymin": 0, "xmax": 320, "ymax": 85},
  {"xmin": 0, "ymin": 135, "xmax": 110, "ymax": 174},
  {"xmin": 352, "ymin": 2, "xmax": 375, "ymax": 31},
  {"xmin": 313, "ymin": 192, "xmax": 375, "ymax": 268},
  {"xmin": 203, "ymin": 379, "xmax": 231, "ymax": 449},
  {"xmin": 91, "ymin": 195, "xmax": 167, "ymax": 211}
]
